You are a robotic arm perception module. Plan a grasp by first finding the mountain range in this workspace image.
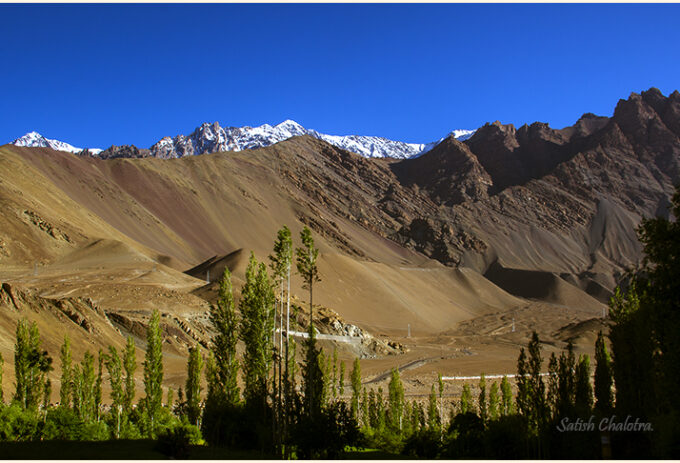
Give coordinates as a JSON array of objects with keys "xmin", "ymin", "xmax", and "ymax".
[
  {"xmin": 11, "ymin": 120, "xmax": 475, "ymax": 160},
  {"xmin": 1, "ymin": 87, "xmax": 679, "ymax": 391}
]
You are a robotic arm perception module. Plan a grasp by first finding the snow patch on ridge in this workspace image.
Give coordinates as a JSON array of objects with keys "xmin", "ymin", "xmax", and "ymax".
[{"xmin": 12, "ymin": 132, "xmax": 102, "ymax": 155}]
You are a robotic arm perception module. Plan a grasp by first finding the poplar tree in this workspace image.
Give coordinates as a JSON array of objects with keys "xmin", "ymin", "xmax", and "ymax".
[
  {"xmin": 489, "ymin": 382, "xmax": 500, "ymax": 420},
  {"xmin": 517, "ymin": 332, "xmax": 548, "ymax": 434},
  {"xmin": 387, "ymin": 368, "xmax": 405, "ymax": 432},
  {"xmin": 460, "ymin": 384, "xmax": 472, "ymax": 414},
  {"xmin": 43, "ymin": 377, "xmax": 51, "ymax": 410},
  {"xmin": 376, "ymin": 387, "xmax": 386, "ymax": 430},
  {"xmin": 95, "ymin": 350, "xmax": 103, "ymax": 421},
  {"xmin": 361, "ymin": 388, "xmax": 369, "ymax": 428},
  {"xmin": 478, "ymin": 373, "xmax": 487, "ymax": 423},
  {"xmin": 105, "ymin": 346, "xmax": 124, "ymax": 438},
  {"xmin": 13, "ymin": 320, "xmax": 30, "ymax": 408},
  {"xmin": 14, "ymin": 320, "xmax": 52, "ymax": 411},
  {"xmin": 81, "ymin": 351, "xmax": 96, "ymax": 422},
  {"xmin": 123, "ymin": 336, "xmax": 136, "ymax": 415},
  {"xmin": 574, "ymin": 354, "xmax": 593, "ymax": 416},
  {"xmin": 556, "ymin": 341, "xmax": 576, "ymax": 418},
  {"xmin": 427, "ymin": 384, "xmax": 439, "ymax": 431},
  {"xmin": 322, "ymin": 350, "xmax": 331, "ymax": 404},
  {"xmin": 240, "ymin": 253, "xmax": 275, "ymax": 409},
  {"xmin": 296, "ymin": 228, "xmax": 324, "ymax": 417},
  {"xmin": 500, "ymin": 375, "xmax": 514, "ymax": 416},
  {"xmin": 547, "ymin": 353, "xmax": 559, "ymax": 418},
  {"xmin": 72, "ymin": 364, "xmax": 83, "ymax": 417},
  {"xmin": 270, "ymin": 226, "xmax": 292, "ymax": 402},
  {"xmin": 296, "ymin": 226, "xmax": 320, "ymax": 329},
  {"xmin": 594, "ymin": 330, "xmax": 613, "ymax": 414},
  {"xmin": 609, "ymin": 283, "xmax": 655, "ymax": 418},
  {"xmin": 0, "ymin": 352, "xmax": 3, "ymax": 404},
  {"xmin": 208, "ymin": 267, "xmax": 240, "ymax": 406},
  {"xmin": 516, "ymin": 347, "xmax": 529, "ymax": 418},
  {"xmin": 143, "ymin": 309, "xmax": 164, "ymax": 436},
  {"xmin": 332, "ymin": 348, "xmax": 338, "ymax": 399},
  {"xmin": 339, "ymin": 360, "xmax": 345, "ymax": 396},
  {"xmin": 350, "ymin": 358, "xmax": 362, "ymax": 420},
  {"xmin": 59, "ymin": 336, "xmax": 72, "ymax": 407},
  {"xmin": 185, "ymin": 345, "xmax": 203, "ymax": 426}
]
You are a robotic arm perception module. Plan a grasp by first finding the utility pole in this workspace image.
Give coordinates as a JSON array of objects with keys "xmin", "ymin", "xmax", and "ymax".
[
  {"xmin": 512, "ymin": 318, "xmax": 516, "ymax": 333},
  {"xmin": 407, "ymin": 324, "xmax": 411, "ymax": 338},
  {"xmin": 206, "ymin": 269, "xmax": 210, "ymax": 284}
]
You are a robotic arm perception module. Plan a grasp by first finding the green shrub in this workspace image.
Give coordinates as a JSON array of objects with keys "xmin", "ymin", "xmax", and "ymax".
[
  {"xmin": 0, "ymin": 404, "xmax": 40, "ymax": 441},
  {"xmin": 155, "ymin": 424, "xmax": 201, "ymax": 459},
  {"xmin": 42, "ymin": 407, "xmax": 83, "ymax": 440}
]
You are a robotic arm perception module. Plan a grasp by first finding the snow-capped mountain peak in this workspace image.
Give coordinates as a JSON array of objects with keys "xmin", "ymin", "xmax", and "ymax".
[
  {"xmin": 12, "ymin": 132, "xmax": 102, "ymax": 155},
  {"xmin": 11, "ymin": 122, "xmax": 475, "ymax": 160},
  {"xmin": 146, "ymin": 119, "xmax": 475, "ymax": 160}
]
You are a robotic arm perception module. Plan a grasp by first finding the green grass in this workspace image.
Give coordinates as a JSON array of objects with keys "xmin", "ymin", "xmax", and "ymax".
[{"xmin": 0, "ymin": 440, "xmax": 273, "ymax": 460}]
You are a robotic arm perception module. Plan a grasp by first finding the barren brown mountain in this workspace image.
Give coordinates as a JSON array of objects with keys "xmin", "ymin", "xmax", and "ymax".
[{"xmin": 1, "ymin": 88, "xmax": 678, "ymax": 401}]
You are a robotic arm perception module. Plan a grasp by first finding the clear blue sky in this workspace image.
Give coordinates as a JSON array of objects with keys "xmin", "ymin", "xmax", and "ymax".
[{"xmin": 1, "ymin": 4, "xmax": 679, "ymax": 149}]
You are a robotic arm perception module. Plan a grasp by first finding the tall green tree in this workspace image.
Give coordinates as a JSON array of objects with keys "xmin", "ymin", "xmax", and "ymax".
[
  {"xmin": 519, "ymin": 332, "xmax": 548, "ymax": 434},
  {"xmin": 0, "ymin": 352, "xmax": 3, "ymax": 404},
  {"xmin": 296, "ymin": 226, "xmax": 320, "ymax": 329},
  {"xmin": 80, "ymin": 351, "xmax": 96, "ymax": 422},
  {"xmin": 143, "ymin": 309, "xmax": 164, "ymax": 436},
  {"xmin": 332, "ymin": 348, "xmax": 338, "ymax": 399},
  {"xmin": 427, "ymin": 384, "xmax": 440, "ymax": 431},
  {"xmin": 72, "ymin": 363, "xmax": 83, "ymax": 417},
  {"xmin": 95, "ymin": 350, "xmax": 103, "ymax": 421},
  {"xmin": 339, "ymin": 360, "xmax": 345, "ymax": 397},
  {"xmin": 594, "ymin": 330, "xmax": 613, "ymax": 414},
  {"xmin": 574, "ymin": 354, "xmax": 593, "ymax": 416},
  {"xmin": 296, "ymin": 228, "xmax": 324, "ymax": 418},
  {"xmin": 42, "ymin": 377, "xmax": 51, "ymax": 410},
  {"xmin": 460, "ymin": 384, "xmax": 472, "ymax": 415},
  {"xmin": 387, "ymin": 368, "xmax": 405, "ymax": 432},
  {"xmin": 636, "ymin": 186, "xmax": 680, "ymax": 417},
  {"xmin": 105, "ymin": 345, "xmax": 124, "ymax": 438},
  {"xmin": 555, "ymin": 341, "xmax": 576, "ymax": 418},
  {"xmin": 478, "ymin": 373, "xmax": 487, "ymax": 423},
  {"xmin": 59, "ymin": 336, "xmax": 72, "ymax": 407},
  {"xmin": 350, "ymin": 358, "xmax": 362, "ymax": 420},
  {"xmin": 488, "ymin": 382, "xmax": 500, "ymax": 420},
  {"xmin": 123, "ymin": 336, "xmax": 136, "ymax": 415},
  {"xmin": 185, "ymin": 345, "xmax": 203, "ymax": 427},
  {"xmin": 14, "ymin": 320, "xmax": 51, "ymax": 411},
  {"xmin": 13, "ymin": 320, "xmax": 31, "ymax": 408},
  {"xmin": 270, "ymin": 226, "xmax": 293, "ymax": 402},
  {"xmin": 208, "ymin": 267, "xmax": 240, "ymax": 406},
  {"xmin": 500, "ymin": 375, "xmax": 513, "ymax": 416},
  {"xmin": 546, "ymin": 353, "xmax": 559, "ymax": 418},
  {"xmin": 609, "ymin": 283, "xmax": 655, "ymax": 418},
  {"xmin": 240, "ymin": 253, "xmax": 275, "ymax": 409}
]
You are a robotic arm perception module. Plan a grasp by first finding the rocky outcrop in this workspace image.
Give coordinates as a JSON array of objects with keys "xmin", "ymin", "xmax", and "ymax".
[{"xmin": 97, "ymin": 145, "xmax": 151, "ymax": 159}]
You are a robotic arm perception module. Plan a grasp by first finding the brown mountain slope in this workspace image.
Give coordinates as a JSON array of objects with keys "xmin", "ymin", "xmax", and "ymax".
[{"xmin": 1, "ymin": 88, "xmax": 677, "ymax": 397}]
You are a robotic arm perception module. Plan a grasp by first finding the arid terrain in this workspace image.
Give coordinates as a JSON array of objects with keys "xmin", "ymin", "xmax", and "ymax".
[{"xmin": 1, "ymin": 88, "xmax": 679, "ymax": 404}]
